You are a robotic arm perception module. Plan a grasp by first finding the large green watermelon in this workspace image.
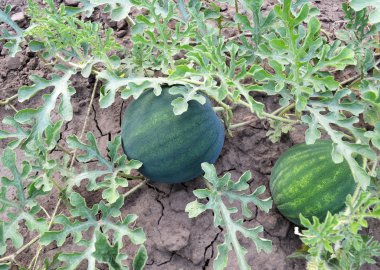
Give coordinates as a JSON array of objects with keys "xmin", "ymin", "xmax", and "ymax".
[
  {"xmin": 270, "ymin": 140, "xmax": 356, "ymax": 226},
  {"xmin": 121, "ymin": 87, "xmax": 225, "ymax": 184}
]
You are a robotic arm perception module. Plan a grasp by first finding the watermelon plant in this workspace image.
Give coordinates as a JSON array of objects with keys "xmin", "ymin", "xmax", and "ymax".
[{"xmin": 0, "ymin": 0, "xmax": 379, "ymax": 269}]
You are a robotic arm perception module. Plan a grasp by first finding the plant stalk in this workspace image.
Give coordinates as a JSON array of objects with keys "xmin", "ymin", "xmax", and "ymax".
[
  {"xmin": 229, "ymin": 118, "xmax": 256, "ymax": 129},
  {"xmin": 70, "ymin": 78, "xmax": 98, "ymax": 167},
  {"xmin": 0, "ymin": 94, "xmax": 18, "ymax": 106},
  {"xmin": 123, "ymin": 180, "xmax": 147, "ymax": 198}
]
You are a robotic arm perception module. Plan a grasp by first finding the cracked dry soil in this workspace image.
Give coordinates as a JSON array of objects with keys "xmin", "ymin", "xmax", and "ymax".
[{"xmin": 1, "ymin": 0, "xmax": 380, "ymax": 269}]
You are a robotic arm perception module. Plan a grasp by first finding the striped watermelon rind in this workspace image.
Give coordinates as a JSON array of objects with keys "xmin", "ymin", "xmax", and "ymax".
[
  {"xmin": 121, "ymin": 87, "xmax": 225, "ymax": 184},
  {"xmin": 270, "ymin": 140, "xmax": 357, "ymax": 226}
]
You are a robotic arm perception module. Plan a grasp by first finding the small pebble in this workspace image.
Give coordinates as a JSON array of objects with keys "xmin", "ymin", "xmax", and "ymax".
[
  {"xmin": 11, "ymin": 12, "xmax": 25, "ymax": 22},
  {"xmin": 6, "ymin": 56, "xmax": 22, "ymax": 70}
]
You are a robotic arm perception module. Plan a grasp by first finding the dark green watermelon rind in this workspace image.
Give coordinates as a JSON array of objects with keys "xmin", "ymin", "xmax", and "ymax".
[
  {"xmin": 121, "ymin": 88, "xmax": 225, "ymax": 184},
  {"xmin": 270, "ymin": 140, "xmax": 357, "ymax": 226}
]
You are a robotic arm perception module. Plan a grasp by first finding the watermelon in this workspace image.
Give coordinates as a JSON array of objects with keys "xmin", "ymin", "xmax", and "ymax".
[
  {"xmin": 121, "ymin": 87, "xmax": 225, "ymax": 184},
  {"xmin": 269, "ymin": 140, "xmax": 356, "ymax": 226}
]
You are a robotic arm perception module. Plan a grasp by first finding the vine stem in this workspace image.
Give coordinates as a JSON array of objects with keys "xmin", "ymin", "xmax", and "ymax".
[
  {"xmin": 125, "ymin": 15, "xmax": 136, "ymax": 26},
  {"xmin": 0, "ymin": 235, "xmax": 40, "ymax": 263},
  {"xmin": 55, "ymin": 144, "xmax": 73, "ymax": 155},
  {"xmin": 271, "ymin": 103, "xmax": 295, "ymax": 116},
  {"xmin": 123, "ymin": 180, "xmax": 148, "ymax": 198},
  {"xmin": 370, "ymin": 160, "xmax": 378, "ymax": 176},
  {"xmin": 49, "ymin": 176, "xmax": 63, "ymax": 193},
  {"xmin": 69, "ymin": 78, "xmax": 98, "ymax": 167},
  {"xmin": 213, "ymin": 106, "xmax": 224, "ymax": 112},
  {"xmin": 203, "ymin": 178, "xmax": 213, "ymax": 190},
  {"xmin": 238, "ymin": 100, "xmax": 298, "ymax": 124},
  {"xmin": 339, "ymin": 58, "xmax": 380, "ymax": 88},
  {"xmin": 30, "ymin": 198, "xmax": 61, "ymax": 270},
  {"xmin": 234, "ymin": 0, "xmax": 241, "ymax": 33},
  {"xmin": 56, "ymin": 53, "xmax": 85, "ymax": 69},
  {"xmin": 0, "ymin": 94, "xmax": 18, "ymax": 106},
  {"xmin": 9, "ymin": 104, "xmax": 18, "ymax": 113},
  {"xmin": 229, "ymin": 118, "xmax": 256, "ymax": 129},
  {"xmin": 0, "ymin": 198, "xmax": 62, "ymax": 266}
]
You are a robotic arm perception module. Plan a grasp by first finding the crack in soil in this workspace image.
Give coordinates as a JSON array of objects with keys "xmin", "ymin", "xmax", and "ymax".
[
  {"xmin": 202, "ymin": 230, "xmax": 222, "ymax": 269},
  {"xmin": 155, "ymin": 197, "xmax": 165, "ymax": 225},
  {"xmin": 92, "ymin": 103, "xmax": 105, "ymax": 136},
  {"xmin": 156, "ymin": 252, "xmax": 175, "ymax": 266},
  {"xmin": 146, "ymin": 260, "xmax": 155, "ymax": 266},
  {"xmin": 146, "ymin": 182, "xmax": 170, "ymax": 197},
  {"xmin": 119, "ymin": 100, "xmax": 125, "ymax": 127}
]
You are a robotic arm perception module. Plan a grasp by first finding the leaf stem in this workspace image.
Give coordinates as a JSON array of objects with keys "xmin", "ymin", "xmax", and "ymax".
[
  {"xmin": 125, "ymin": 15, "xmax": 136, "ymax": 26},
  {"xmin": 0, "ymin": 94, "xmax": 18, "ymax": 106},
  {"xmin": 0, "ymin": 235, "xmax": 40, "ymax": 263},
  {"xmin": 203, "ymin": 178, "xmax": 213, "ymax": 190},
  {"xmin": 69, "ymin": 78, "xmax": 98, "ymax": 167},
  {"xmin": 56, "ymin": 53, "xmax": 84, "ymax": 69},
  {"xmin": 235, "ymin": 0, "xmax": 241, "ymax": 33},
  {"xmin": 339, "ymin": 58, "xmax": 380, "ymax": 88},
  {"xmin": 370, "ymin": 160, "xmax": 378, "ymax": 176},
  {"xmin": 229, "ymin": 118, "xmax": 256, "ymax": 129},
  {"xmin": 278, "ymin": 103, "xmax": 296, "ymax": 116},
  {"xmin": 213, "ymin": 106, "xmax": 225, "ymax": 112},
  {"xmin": 271, "ymin": 103, "xmax": 296, "ymax": 116},
  {"xmin": 30, "ymin": 198, "xmax": 61, "ymax": 270},
  {"xmin": 238, "ymin": 99, "xmax": 297, "ymax": 123},
  {"xmin": 1, "ymin": 199, "xmax": 61, "ymax": 266},
  {"xmin": 123, "ymin": 180, "xmax": 147, "ymax": 198},
  {"xmin": 262, "ymin": 111, "xmax": 297, "ymax": 124},
  {"xmin": 55, "ymin": 143, "xmax": 73, "ymax": 155},
  {"xmin": 49, "ymin": 176, "xmax": 63, "ymax": 192}
]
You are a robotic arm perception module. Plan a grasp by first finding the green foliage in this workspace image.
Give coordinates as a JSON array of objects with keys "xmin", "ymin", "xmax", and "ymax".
[
  {"xmin": 186, "ymin": 163, "xmax": 272, "ymax": 270},
  {"xmin": 26, "ymin": 0, "xmax": 122, "ymax": 69},
  {"xmin": 40, "ymin": 192, "xmax": 146, "ymax": 269},
  {"xmin": 296, "ymin": 191, "xmax": 380, "ymax": 269},
  {"xmin": 254, "ymin": 0, "xmax": 356, "ymax": 110},
  {"xmin": 0, "ymin": 148, "xmax": 48, "ymax": 255},
  {"xmin": 1, "ymin": 0, "xmax": 379, "ymax": 269},
  {"xmin": 350, "ymin": 0, "xmax": 380, "ymax": 24},
  {"xmin": 356, "ymin": 73, "xmax": 380, "ymax": 129},
  {"xmin": 16, "ymin": 67, "xmax": 75, "ymax": 142},
  {"xmin": 64, "ymin": 133, "xmax": 142, "ymax": 203},
  {"xmin": 0, "ymin": 5, "xmax": 24, "ymax": 56},
  {"xmin": 336, "ymin": 3, "xmax": 380, "ymax": 75},
  {"xmin": 304, "ymin": 89, "xmax": 376, "ymax": 188}
]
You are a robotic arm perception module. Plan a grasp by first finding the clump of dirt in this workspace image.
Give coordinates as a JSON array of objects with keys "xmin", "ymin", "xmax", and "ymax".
[{"xmin": 0, "ymin": 0, "xmax": 379, "ymax": 269}]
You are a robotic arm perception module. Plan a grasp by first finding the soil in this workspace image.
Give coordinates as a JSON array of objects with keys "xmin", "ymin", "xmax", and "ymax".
[{"xmin": 0, "ymin": 0, "xmax": 379, "ymax": 270}]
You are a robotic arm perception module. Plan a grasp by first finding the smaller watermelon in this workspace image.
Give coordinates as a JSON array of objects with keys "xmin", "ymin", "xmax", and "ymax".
[
  {"xmin": 270, "ymin": 140, "xmax": 356, "ymax": 226},
  {"xmin": 121, "ymin": 87, "xmax": 225, "ymax": 184}
]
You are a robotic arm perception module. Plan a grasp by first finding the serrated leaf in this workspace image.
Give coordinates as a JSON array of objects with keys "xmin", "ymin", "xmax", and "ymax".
[
  {"xmin": 306, "ymin": 100, "xmax": 374, "ymax": 188},
  {"xmin": 41, "ymin": 192, "xmax": 146, "ymax": 269},
  {"xmin": 65, "ymin": 133, "xmax": 142, "ymax": 203},
  {"xmin": 0, "ymin": 7, "xmax": 24, "ymax": 56},
  {"xmin": 350, "ymin": 0, "xmax": 380, "ymax": 24},
  {"xmin": 0, "ymin": 117, "xmax": 29, "ymax": 148},
  {"xmin": 168, "ymin": 85, "xmax": 206, "ymax": 115},
  {"xmin": 186, "ymin": 163, "xmax": 272, "ymax": 269},
  {"xmin": 15, "ymin": 69, "xmax": 75, "ymax": 141}
]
